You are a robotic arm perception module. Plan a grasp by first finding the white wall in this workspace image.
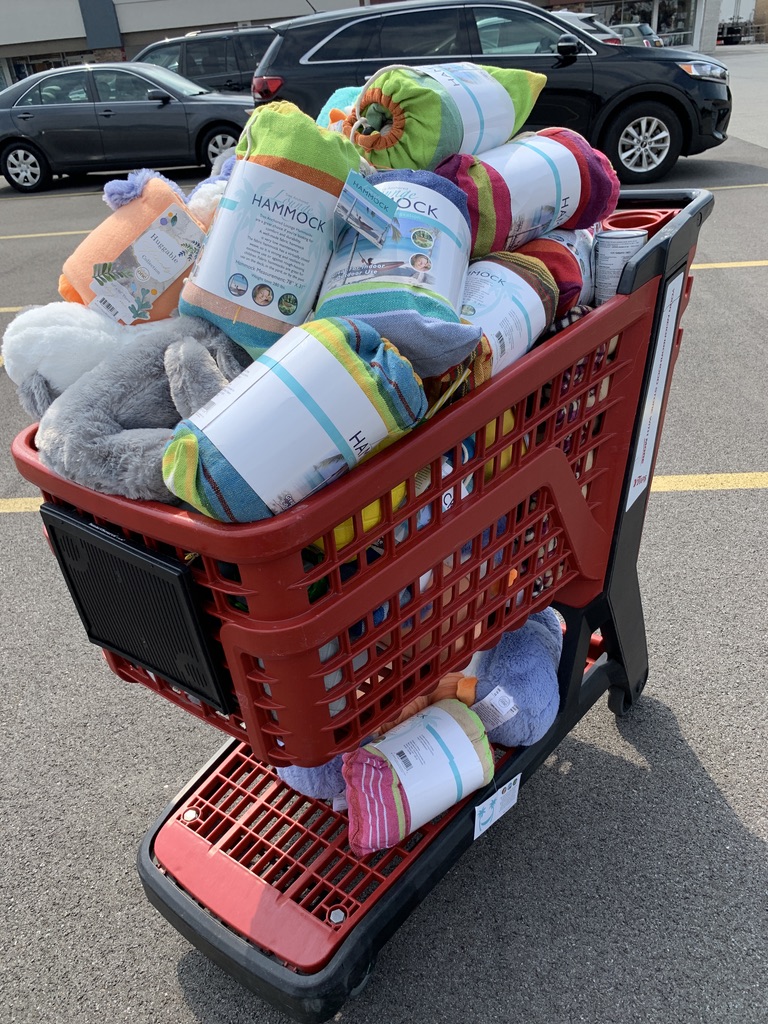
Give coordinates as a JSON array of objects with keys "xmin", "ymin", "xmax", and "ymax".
[
  {"xmin": 0, "ymin": 0, "xmax": 85, "ymax": 45},
  {"xmin": 113, "ymin": 0, "xmax": 358, "ymax": 33}
]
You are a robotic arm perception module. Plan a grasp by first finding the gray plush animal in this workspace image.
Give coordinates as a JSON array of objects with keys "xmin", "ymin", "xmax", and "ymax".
[{"xmin": 33, "ymin": 314, "xmax": 251, "ymax": 502}]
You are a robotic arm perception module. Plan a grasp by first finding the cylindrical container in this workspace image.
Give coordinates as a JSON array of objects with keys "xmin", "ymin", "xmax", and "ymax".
[{"xmin": 593, "ymin": 228, "xmax": 648, "ymax": 305}]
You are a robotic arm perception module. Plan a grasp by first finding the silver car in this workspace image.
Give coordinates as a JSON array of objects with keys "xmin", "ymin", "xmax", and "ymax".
[{"xmin": 0, "ymin": 62, "xmax": 252, "ymax": 193}]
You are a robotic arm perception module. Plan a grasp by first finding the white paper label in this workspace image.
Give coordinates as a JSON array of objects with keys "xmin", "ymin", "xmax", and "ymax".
[
  {"xmin": 416, "ymin": 62, "xmax": 518, "ymax": 154},
  {"xmin": 543, "ymin": 227, "xmax": 595, "ymax": 303},
  {"xmin": 319, "ymin": 180, "xmax": 470, "ymax": 314},
  {"xmin": 480, "ymin": 136, "xmax": 583, "ymax": 250},
  {"xmin": 626, "ymin": 271, "xmax": 684, "ymax": 510},
  {"xmin": 461, "ymin": 259, "xmax": 548, "ymax": 372},
  {"xmin": 189, "ymin": 159, "xmax": 337, "ymax": 326},
  {"xmin": 371, "ymin": 704, "xmax": 487, "ymax": 832},
  {"xmin": 471, "ymin": 685, "xmax": 520, "ymax": 732},
  {"xmin": 189, "ymin": 326, "xmax": 388, "ymax": 514},
  {"xmin": 89, "ymin": 202, "xmax": 203, "ymax": 324},
  {"xmin": 474, "ymin": 774, "xmax": 521, "ymax": 839}
]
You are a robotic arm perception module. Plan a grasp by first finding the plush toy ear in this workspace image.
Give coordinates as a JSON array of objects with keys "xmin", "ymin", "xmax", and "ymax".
[{"xmin": 164, "ymin": 336, "xmax": 233, "ymax": 420}]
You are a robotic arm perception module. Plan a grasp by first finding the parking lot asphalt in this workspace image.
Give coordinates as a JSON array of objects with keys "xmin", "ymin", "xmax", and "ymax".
[{"xmin": 1, "ymin": 46, "xmax": 766, "ymax": 1024}]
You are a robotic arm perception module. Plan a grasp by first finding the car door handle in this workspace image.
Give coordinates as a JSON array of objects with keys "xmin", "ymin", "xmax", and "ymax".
[
  {"xmin": 16, "ymin": 111, "xmax": 34, "ymax": 120},
  {"xmin": 98, "ymin": 108, "xmax": 117, "ymax": 117}
]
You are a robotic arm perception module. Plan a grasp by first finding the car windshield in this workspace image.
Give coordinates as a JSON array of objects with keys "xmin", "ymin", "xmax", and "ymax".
[{"xmin": 139, "ymin": 64, "xmax": 211, "ymax": 95}]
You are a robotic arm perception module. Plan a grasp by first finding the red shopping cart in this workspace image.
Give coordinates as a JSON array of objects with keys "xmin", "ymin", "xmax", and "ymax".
[{"xmin": 12, "ymin": 188, "xmax": 713, "ymax": 1022}]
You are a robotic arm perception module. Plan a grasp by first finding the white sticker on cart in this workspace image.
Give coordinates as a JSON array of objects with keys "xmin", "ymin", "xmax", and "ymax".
[
  {"xmin": 626, "ymin": 270, "xmax": 685, "ymax": 510},
  {"xmin": 371, "ymin": 704, "xmax": 487, "ymax": 832},
  {"xmin": 474, "ymin": 773, "xmax": 521, "ymax": 839}
]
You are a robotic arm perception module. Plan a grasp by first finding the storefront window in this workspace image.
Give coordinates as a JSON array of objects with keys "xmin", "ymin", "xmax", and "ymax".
[{"xmin": 572, "ymin": 2, "xmax": 696, "ymax": 47}]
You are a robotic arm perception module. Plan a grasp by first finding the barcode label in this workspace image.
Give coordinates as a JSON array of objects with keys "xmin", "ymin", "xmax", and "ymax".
[
  {"xmin": 494, "ymin": 330, "xmax": 506, "ymax": 356},
  {"xmin": 97, "ymin": 296, "xmax": 119, "ymax": 317},
  {"xmin": 395, "ymin": 749, "xmax": 412, "ymax": 770}
]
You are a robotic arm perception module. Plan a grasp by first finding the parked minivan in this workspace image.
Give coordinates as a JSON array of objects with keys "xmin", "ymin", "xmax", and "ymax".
[{"xmin": 134, "ymin": 27, "xmax": 274, "ymax": 94}]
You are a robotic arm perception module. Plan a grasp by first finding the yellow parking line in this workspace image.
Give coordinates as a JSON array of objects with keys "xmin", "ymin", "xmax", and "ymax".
[
  {"xmin": 1, "ymin": 474, "xmax": 767, "ymax": 515},
  {"xmin": 652, "ymin": 473, "xmax": 768, "ymax": 491},
  {"xmin": 692, "ymin": 260, "xmax": 768, "ymax": 269}
]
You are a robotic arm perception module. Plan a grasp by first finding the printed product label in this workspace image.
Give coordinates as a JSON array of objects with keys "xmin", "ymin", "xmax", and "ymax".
[
  {"xmin": 416, "ymin": 62, "xmax": 518, "ymax": 154},
  {"xmin": 474, "ymin": 774, "xmax": 521, "ymax": 839},
  {"xmin": 471, "ymin": 685, "xmax": 520, "ymax": 733},
  {"xmin": 335, "ymin": 170, "xmax": 398, "ymax": 248},
  {"xmin": 461, "ymin": 259, "xmax": 548, "ymax": 373},
  {"xmin": 372, "ymin": 704, "xmax": 488, "ymax": 831},
  {"xmin": 89, "ymin": 202, "xmax": 203, "ymax": 324},
  {"xmin": 625, "ymin": 270, "xmax": 684, "ymax": 510},
  {"xmin": 480, "ymin": 136, "xmax": 583, "ymax": 249},
  {"xmin": 544, "ymin": 227, "xmax": 595, "ymax": 303},
  {"xmin": 189, "ymin": 326, "xmax": 389, "ymax": 514},
  {"xmin": 189, "ymin": 160, "xmax": 337, "ymax": 326},
  {"xmin": 320, "ymin": 180, "xmax": 470, "ymax": 312}
]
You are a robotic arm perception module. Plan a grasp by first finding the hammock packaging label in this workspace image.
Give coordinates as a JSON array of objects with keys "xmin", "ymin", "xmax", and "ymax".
[
  {"xmin": 320, "ymin": 180, "xmax": 471, "ymax": 313},
  {"xmin": 188, "ymin": 326, "xmax": 389, "ymax": 515},
  {"xmin": 89, "ymin": 202, "xmax": 203, "ymax": 324},
  {"xmin": 417, "ymin": 63, "xmax": 518, "ymax": 155},
  {"xmin": 372, "ymin": 704, "xmax": 488, "ymax": 832},
  {"xmin": 480, "ymin": 137, "xmax": 583, "ymax": 249},
  {"xmin": 335, "ymin": 170, "xmax": 397, "ymax": 248},
  {"xmin": 544, "ymin": 227, "xmax": 595, "ymax": 303},
  {"xmin": 461, "ymin": 259, "xmax": 550, "ymax": 372},
  {"xmin": 189, "ymin": 160, "xmax": 337, "ymax": 326}
]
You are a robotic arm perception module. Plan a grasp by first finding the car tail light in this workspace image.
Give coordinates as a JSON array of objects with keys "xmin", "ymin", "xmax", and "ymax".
[
  {"xmin": 251, "ymin": 75, "xmax": 284, "ymax": 100},
  {"xmin": 644, "ymin": 39, "xmax": 652, "ymax": 47},
  {"xmin": 605, "ymin": 37, "xmax": 621, "ymax": 44}
]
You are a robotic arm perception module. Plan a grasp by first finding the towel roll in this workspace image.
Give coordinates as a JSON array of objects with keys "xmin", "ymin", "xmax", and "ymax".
[
  {"xmin": 179, "ymin": 101, "xmax": 364, "ymax": 359},
  {"xmin": 162, "ymin": 317, "xmax": 427, "ymax": 522},
  {"xmin": 315, "ymin": 168, "xmax": 480, "ymax": 378},
  {"xmin": 435, "ymin": 128, "xmax": 620, "ymax": 255},
  {"xmin": 341, "ymin": 63, "xmax": 546, "ymax": 171},
  {"xmin": 343, "ymin": 698, "xmax": 495, "ymax": 857},
  {"xmin": 515, "ymin": 227, "xmax": 595, "ymax": 318}
]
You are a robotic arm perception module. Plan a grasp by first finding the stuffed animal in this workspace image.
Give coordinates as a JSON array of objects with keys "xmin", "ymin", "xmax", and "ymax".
[
  {"xmin": 2, "ymin": 301, "xmax": 140, "ymax": 419},
  {"xmin": 277, "ymin": 606, "xmax": 563, "ymax": 811},
  {"xmin": 32, "ymin": 313, "xmax": 251, "ymax": 502}
]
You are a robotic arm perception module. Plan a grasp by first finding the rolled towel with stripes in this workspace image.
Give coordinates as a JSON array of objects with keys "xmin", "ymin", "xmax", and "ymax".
[
  {"xmin": 179, "ymin": 101, "xmax": 365, "ymax": 359},
  {"xmin": 515, "ymin": 227, "xmax": 595, "ymax": 318},
  {"xmin": 341, "ymin": 62, "xmax": 546, "ymax": 171},
  {"xmin": 435, "ymin": 127, "xmax": 620, "ymax": 255},
  {"xmin": 315, "ymin": 168, "xmax": 481, "ymax": 379},
  {"xmin": 162, "ymin": 317, "xmax": 427, "ymax": 522},
  {"xmin": 342, "ymin": 698, "xmax": 495, "ymax": 857}
]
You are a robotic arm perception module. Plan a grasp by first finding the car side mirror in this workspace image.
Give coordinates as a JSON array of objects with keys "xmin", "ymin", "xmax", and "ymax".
[
  {"xmin": 147, "ymin": 89, "xmax": 171, "ymax": 103},
  {"xmin": 557, "ymin": 34, "xmax": 581, "ymax": 58}
]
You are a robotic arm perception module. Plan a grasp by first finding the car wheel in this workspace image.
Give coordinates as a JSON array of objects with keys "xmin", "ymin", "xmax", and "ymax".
[
  {"xmin": 1, "ymin": 140, "xmax": 53, "ymax": 193},
  {"xmin": 602, "ymin": 102, "xmax": 682, "ymax": 184},
  {"xmin": 199, "ymin": 126, "xmax": 240, "ymax": 171}
]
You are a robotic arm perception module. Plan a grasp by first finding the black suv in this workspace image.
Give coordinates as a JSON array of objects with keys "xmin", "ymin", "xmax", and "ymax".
[
  {"xmin": 134, "ymin": 26, "xmax": 274, "ymax": 94},
  {"xmin": 251, "ymin": 0, "xmax": 731, "ymax": 184}
]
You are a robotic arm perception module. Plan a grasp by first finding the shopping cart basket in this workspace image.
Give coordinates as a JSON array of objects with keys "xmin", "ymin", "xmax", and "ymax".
[{"xmin": 11, "ymin": 188, "xmax": 713, "ymax": 1022}]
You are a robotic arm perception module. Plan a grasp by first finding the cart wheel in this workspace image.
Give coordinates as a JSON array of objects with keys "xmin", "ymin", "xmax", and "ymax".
[
  {"xmin": 608, "ymin": 676, "xmax": 646, "ymax": 717},
  {"xmin": 349, "ymin": 957, "xmax": 377, "ymax": 998},
  {"xmin": 607, "ymin": 685, "xmax": 632, "ymax": 717}
]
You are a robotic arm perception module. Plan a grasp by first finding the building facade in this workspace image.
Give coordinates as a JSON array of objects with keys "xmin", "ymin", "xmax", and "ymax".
[{"xmin": 0, "ymin": 0, "xmax": 725, "ymax": 90}]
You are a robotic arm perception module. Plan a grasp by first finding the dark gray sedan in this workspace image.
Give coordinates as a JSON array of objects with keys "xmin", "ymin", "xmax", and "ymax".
[{"xmin": 0, "ymin": 62, "xmax": 253, "ymax": 193}]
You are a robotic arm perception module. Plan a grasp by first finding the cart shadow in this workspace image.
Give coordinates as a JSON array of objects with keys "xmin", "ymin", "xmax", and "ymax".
[{"xmin": 174, "ymin": 694, "xmax": 768, "ymax": 1024}]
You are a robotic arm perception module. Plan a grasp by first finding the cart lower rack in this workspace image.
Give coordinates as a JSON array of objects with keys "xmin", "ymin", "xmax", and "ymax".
[{"xmin": 11, "ymin": 189, "xmax": 713, "ymax": 1023}]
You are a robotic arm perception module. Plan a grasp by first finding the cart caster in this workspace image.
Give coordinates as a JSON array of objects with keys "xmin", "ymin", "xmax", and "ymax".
[
  {"xmin": 349, "ymin": 957, "xmax": 377, "ymax": 998},
  {"xmin": 607, "ymin": 678, "xmax": 646, "ymax": 717}
]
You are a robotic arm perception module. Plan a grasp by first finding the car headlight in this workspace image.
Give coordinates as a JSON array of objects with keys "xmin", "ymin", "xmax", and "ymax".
[{"xmin": 677, "ymin": 60, "xmax": 729, "ymax": 84}]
